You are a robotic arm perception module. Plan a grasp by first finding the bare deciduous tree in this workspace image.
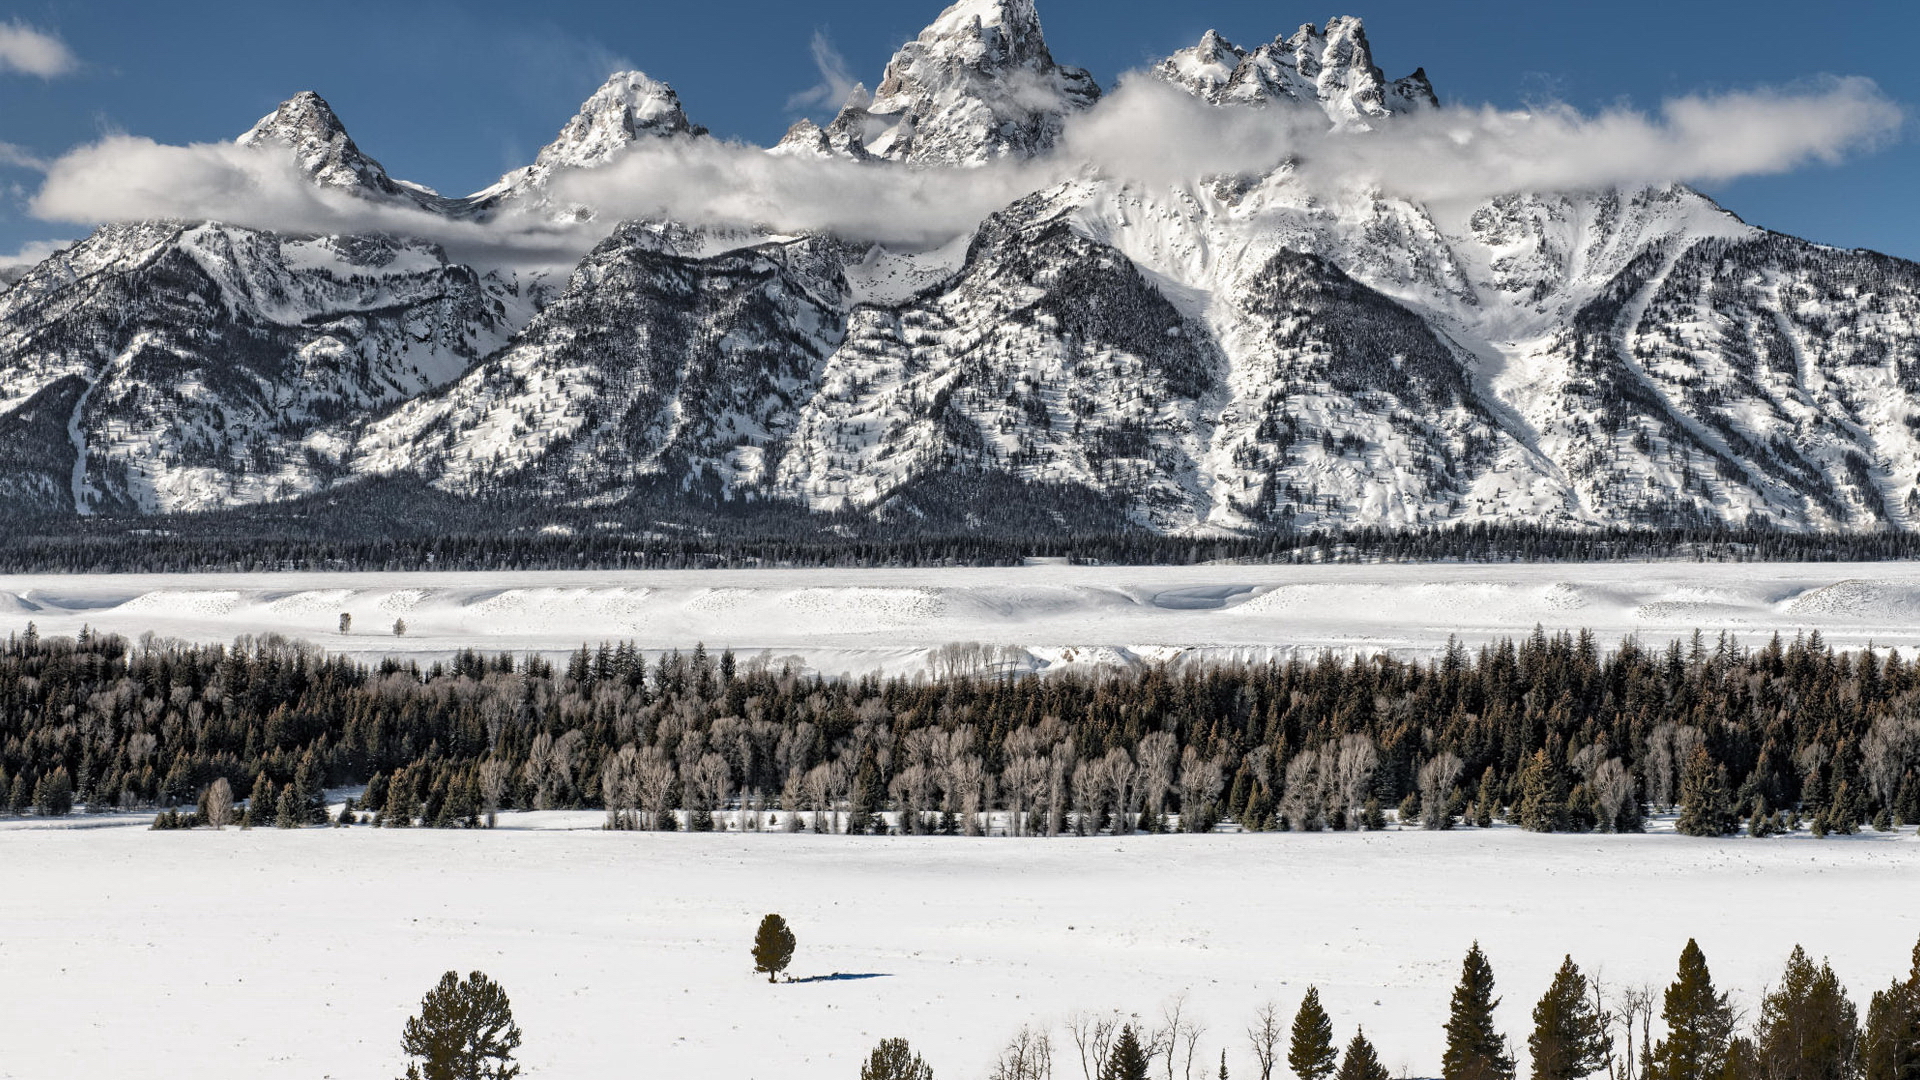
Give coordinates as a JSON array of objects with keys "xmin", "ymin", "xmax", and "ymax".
[
  {"xmin": 636, "ymin": 749, "xmax": 677, "ymax": 831},
  {"xmin": 1281, "ymin": 750, "xmax": 1323, "ymax": 831},
  {"xmin": 1334, "ymin": 734, "xmax": 1379, "ymax": 828},
  {"xmin": 1248, "ymin": 1000, "xmax": 1282, "ymax": 1080},
  {"xmin": 1592, "ymin": 758, "xmax": 1637, "ymax": 831},
  {"xmin": 1418, "ymin": 752, "xmax": 1464, "ymax": 829},
  {"xmin": 205, "ymin": 777, "xmax": 233, "ymax": 830},
  {"xmin": 601, "ymin": 744, "xmax": 642, "ymax": 830},
  {"xmin": 1068, "ymin": 1011, "xmax": 1122, "ymax": 1080},
  {"xmin": 992, "ymin": 1024, "xmax": 1055, "ymax": 1080}
]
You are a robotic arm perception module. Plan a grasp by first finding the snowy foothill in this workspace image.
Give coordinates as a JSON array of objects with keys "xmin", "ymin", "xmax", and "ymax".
[
  {"xmin": 5, "ymin": 561, "xmax": 1920, "ymax": 674},
  {"xmin": 0, "ymin": 816, "xmax": 1914, "ymax": 1079}
]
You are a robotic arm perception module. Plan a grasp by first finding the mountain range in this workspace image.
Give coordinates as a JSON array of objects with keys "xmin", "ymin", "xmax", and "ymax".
[{"xmin": 5, "ymin": 0, "xmax": 1919, "ymax": 540}]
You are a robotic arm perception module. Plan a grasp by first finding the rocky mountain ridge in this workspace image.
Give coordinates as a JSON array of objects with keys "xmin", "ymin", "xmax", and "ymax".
[{"xmin": 4, "ymin": 0, "xmax": 1918, "ymax": 537}]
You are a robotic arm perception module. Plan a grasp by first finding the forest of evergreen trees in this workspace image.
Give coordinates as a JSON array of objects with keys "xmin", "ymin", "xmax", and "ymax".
[
  {"xmin": 11, "ymin": 476, "xmax": 1920, "ymax": 574},
  {"xmin": 3, "ymin": 622, "xmax": 1919, "ymax": 838}
]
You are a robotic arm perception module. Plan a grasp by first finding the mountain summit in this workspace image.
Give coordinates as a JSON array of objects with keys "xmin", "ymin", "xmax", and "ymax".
[{"xmin": 823, "ymin": 0, "xmax": 1100, "ymax": 165}]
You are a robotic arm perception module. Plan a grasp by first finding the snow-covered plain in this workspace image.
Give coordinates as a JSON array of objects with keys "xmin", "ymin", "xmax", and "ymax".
[
  {"xmin": 0, "ymin": 819, "xmax": 1914, "ymax": 1079},
  {"xmin": 7, "ymin": 562, "xmax": 1920, "ymax": 673}
]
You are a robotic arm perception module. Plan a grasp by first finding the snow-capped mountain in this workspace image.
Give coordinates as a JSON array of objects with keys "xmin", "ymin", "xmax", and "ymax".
[
  {"xmin": 779, "ymin": 0, "xmax": 1098, "ymax": 165},
  {"xmin": 4, "ymin": 0, "xmax": 1919, "ymax": 536}
]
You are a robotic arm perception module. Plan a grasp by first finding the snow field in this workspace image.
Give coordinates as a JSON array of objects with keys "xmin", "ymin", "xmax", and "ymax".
[
  {"xmin": 7, "ymin": 562, "xmax": 1920, "ymax": 674},
  {"xmin": 0, "ymin": 822, "xmax": 1915, "ymax": 1079}
]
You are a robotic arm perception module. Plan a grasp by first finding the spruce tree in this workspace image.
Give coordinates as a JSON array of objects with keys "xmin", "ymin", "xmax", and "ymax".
[
  {"xmin": 397, "ymin": 970, "xmax": 522, "ymax": 1080},
  {"xmin": 1444, "ymin": 943, "xmax": 1516, "ymax": 1080},
  {"xmin": 1529, "ymin": 956, "xmax": 1610, "ymax": 1080},
  {"xmin": 1516, "ymin": 750, "xmax": 1568, "ymax": 833},
  {"xmin": 1337, "ymin": 1030, "xmax": 1391, "ymax": 1080},
  {"xmin": 1860, "ymin": 938, "xmax": 1920, "ymax": 1080},
  {"xmin": 1649, "ymin": 940, "xmax": 1735, "ymax": 1080},
  {"xmin": 861, "ymin": 1038, "xmax": 935, "ymax": 1080},
  {"xmin": 752, "ymin": 913, "xmax": 796, "ymax": 983},
  {"xmin": 1676, "ymin": 749, "xmax": 1737, "ymax": 837},
  {"xmin": 1290, "ymin": 987, "xmax": 1339, "ymax": 1080},
  {"xmin": 1105, "ymin": 1026, "xmax": 1151, "ymax": 1080},
  {"xmin": 1756, "ymin": 946, "xmax": 1858, "ymax": 1080}
]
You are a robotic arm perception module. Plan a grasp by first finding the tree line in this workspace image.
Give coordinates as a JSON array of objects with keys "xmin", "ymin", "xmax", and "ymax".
[
  {"xmin": 2, "ymin": 623, "xmax": 1919, "ymax": 837},
  {"xmin": 12, "ymin": 501, "xmax": 1920, "ymax": 574}
]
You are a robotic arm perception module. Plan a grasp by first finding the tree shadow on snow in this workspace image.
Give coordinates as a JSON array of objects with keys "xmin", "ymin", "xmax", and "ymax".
[{"xmin": 787, "ymin": 972, "xmax": 892, "ymax": 984}]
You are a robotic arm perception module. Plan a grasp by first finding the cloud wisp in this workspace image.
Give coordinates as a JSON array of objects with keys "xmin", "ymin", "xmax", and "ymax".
[
  {"xmin": 22, "ymin": 73, "xmax": 1906, "ymax": 265},
  {"xmin": 786, "ymin": 31, "xmax": 864, "ymax": 114},
  {"xmin": 0, "ymin": 21, "xmax": 78, "ymax": 77}
]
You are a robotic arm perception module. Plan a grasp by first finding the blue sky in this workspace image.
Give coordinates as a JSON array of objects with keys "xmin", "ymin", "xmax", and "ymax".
[{"xmin": 1, "ymin": 0, "xmax": 1916, "ymax": 261}]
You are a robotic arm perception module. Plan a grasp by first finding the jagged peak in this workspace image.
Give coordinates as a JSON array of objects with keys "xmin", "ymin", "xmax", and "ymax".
[
  {"xmin": 926, "ymin": 0, "xmax": 1041, "ymax": 40},
  {"xmin": 1153, "ymin": 14, "xmax": 1436, "ymax": 123},
  {"xmin": 237, "ymin": 91, "xmax": 400, "ymax": 194},
  {"xmin": 534, "ymin": 70, "xmax": 703, "ymax": 173},
  {"xmin": 832, "ymin": 0, "xmax": 1098, "ymax": 166}
]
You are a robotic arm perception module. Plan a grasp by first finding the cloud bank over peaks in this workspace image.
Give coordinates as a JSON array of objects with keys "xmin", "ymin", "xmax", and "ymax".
[{"xmin": 21, "ymin": 67, "xmax": 1906, "ymax": 263}]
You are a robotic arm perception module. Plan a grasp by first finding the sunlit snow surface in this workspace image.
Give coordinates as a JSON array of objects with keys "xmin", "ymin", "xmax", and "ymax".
[
  {"xmin": 0, "ymin": 820, "xmax": 1913, "ymax": 1079},
  {"xmin": 7, "ymin": 562, "xmax": 1920, "ymax": 673}
]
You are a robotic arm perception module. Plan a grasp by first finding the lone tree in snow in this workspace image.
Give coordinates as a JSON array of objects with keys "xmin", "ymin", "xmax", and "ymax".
[
  {"xmin": 394, "ymin": 618, "xmax": 408, "ymax": 637},
  {"xmin": 752, "ymin": 913, "xmax": 796, "ymax": 982},
  {"xmin": 339, "ymin": 612, "xmax": 352, "ymax": 635},
  {"xmin": 862, "ymin": 1037, "xmax": 936, "ymax": 1080},
  {"xmin": 398, "ymin": 970, "xmax": 522, "ymax": 1080}
]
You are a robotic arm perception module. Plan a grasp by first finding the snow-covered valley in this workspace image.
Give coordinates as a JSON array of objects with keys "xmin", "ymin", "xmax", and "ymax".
[
  {"xmin": 0, "ymin": 820, "xmax": 1913, "ymax": 1079},
  {"xmin": 8, "ymin": 561, "xmax": 1920, "ymax": 673}
]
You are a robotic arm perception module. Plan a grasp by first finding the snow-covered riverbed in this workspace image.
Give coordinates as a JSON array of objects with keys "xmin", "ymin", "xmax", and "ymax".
[
  {"xmin": 0, "ymin": 819, "xmax": 1913, "ymax": 1079},
  {"xmin": 4, "ymin": 562, "xmax": 1920, "ymax": 672}
]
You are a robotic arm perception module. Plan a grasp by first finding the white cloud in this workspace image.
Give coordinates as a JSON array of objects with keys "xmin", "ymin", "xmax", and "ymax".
[
  {"xmin": 0, "ymin": 21, "xmax": 78, "ymax": 77},
  {"xmin": 22, "ymin": 73, "xmax": 1905, "ymax": 265},
  {"xmin": 28, "ymin": 137, "xmax": 595, "ymax": 267},
  {"xmin": 1064, "ymin": 75, "xmax": 1904, "ymax": 204},
  {"xmin": 786, "ymin": 32, "xmax": 863, "ymax": 113},
  {"xmin": 0, "ymin": 238, "xmax": 73, "ymax": 274},
  {"xmin": 0, "ymin": 142, "xmax": 49, "ymax": 171}
]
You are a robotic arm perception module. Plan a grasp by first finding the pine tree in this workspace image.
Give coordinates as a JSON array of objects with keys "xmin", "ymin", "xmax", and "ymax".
[
  {"xmin": 1291, "ymin": 987, "xmax": 1339, "ymax": 1080},
  {"xmin": 862, "ymin": 1038, "xmax": 935, "ymax": 1080},
  {"xmin": 1756, "ymin": 946, "xmax": 1858, "ymax": 1080},
  {"xmin": 275, "ymin": 785, "xmax": 300, "ymax": 829},
  {"xmin": 1649, "ymin": 940, "xmax": 1735, "ymax": 1080},
  {"xmin": 1105, "ymin": 1026, "xmax": 1151, "ymax": 1080},
  {"xmin": 1676, "ymin": 749, "xmax": 1737, "ymax": 837},
  {"xmin": 397, "ymin": 970, "xmax": 522, "ymax": 1080},
  {"xmin": 34, "ymin": 767, "xmax": 75, "ymax": 816},
  {"xmin": 1337, "ymin": 1030, "xmax": 1391, "ymax": 1080},
  {"xmin": 1516, "ymin": 750, "xmax": 1569, "ymax": 832},
  {"xmin": 1529, "ymin": 956, "xmax": 1610, "ymax": 1080},
  {"xmin": 752, "ymin": 913, "xmax": 796, "ymax": 983},
  {"xmin": 1444, "ymin": 943, "xmax": 1516, "ymax": 1080},
  {"xmin": 1860, "ymin": 938, "xmax": 1920, "ymax": 1080}
]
